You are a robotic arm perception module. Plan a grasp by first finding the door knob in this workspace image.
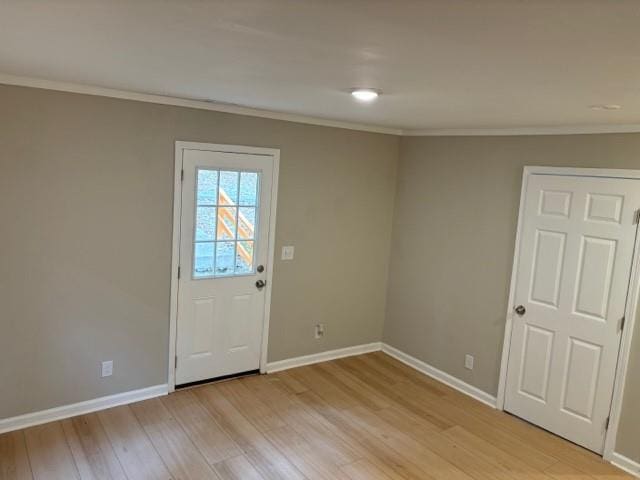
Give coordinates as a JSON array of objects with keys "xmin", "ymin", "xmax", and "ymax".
[
  {"xmin": 514, "ymin": 305, "xmax": 526, "ymax": 316},
  {"xmin": 255, "ymin": 279, "xmax": 266, "ymax": 290}
]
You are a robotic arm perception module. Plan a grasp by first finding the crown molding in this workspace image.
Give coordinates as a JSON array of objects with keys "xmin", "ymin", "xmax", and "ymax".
[
  {"xmin": 0, "ymin": 73, "xmax": 402, "ymax": 136},
  {"xmin": 401, "ymin": 124, "xmax": 640, "ymax": 136},
  {"xmin": 3, "ymin": 73, "xmax": 640, "ymax": 137}
]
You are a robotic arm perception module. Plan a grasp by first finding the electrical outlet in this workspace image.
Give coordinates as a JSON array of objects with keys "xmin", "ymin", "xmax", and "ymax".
[
  {"xmin": 314, "ymin": 323, "xmax": 325, "ymax": 339},
  {"xmin": 101, "ymin": 360, "xmax": 113, "ymax": 378},
  {"xmin": 464, "ymin": 354, "xmax": 474, "ymax": 370},
  {"xmin": 281, "ymin": 246, "xmax": 295, "ymax": 260}
]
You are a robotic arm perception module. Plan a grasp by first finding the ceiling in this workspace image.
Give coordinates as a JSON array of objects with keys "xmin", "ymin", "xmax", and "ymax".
[{"xmin": 1, "ymin": 0, "xmax": 640, "ymax": 133}]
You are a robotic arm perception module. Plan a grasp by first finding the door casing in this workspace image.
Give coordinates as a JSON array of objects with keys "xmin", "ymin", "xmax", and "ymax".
[
  {"xmin": 497, "ymin": 166, "xmax": 640, "ymax": 461},
  {"xmin": 168, "ymin": 141, "xmax": 280, "ymax": 391}
]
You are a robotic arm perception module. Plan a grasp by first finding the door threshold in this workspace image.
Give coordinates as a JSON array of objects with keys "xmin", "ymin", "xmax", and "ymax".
[{"xmin": 175, "ymin": 369, "xmax": 260, "ymax": 390}]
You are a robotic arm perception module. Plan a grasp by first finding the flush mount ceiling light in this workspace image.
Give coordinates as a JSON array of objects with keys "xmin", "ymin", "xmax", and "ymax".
[
  {"xmin": 589, "ymin": 104, "xmax": 622, "ymax": 111},
  {"xmin": 350, "ymin": 88, "xmax": 380, "ymax": 102}
]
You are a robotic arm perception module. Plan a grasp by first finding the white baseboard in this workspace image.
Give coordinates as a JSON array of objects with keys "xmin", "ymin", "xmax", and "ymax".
[
  {"xmin": 0, "ymin": 384, "xmax": 169, "ymax": 434},
  {"xmin": 381, "ymin": 343, "xmax": 498, "ymax": 408},
  {"xmin": 610, "ymin": 452, "xmax": 640, "ymax": 478},
  {"xmin": 265, "ymin": 342, "xmax": 382, "ymax": 373},
  {"xmin": 266, "ymin": 342, "xmax": 498, "ymax": 409},
  {"xmin": 381, "ymin": 344, "xmax": 639, "ymax": 474}
]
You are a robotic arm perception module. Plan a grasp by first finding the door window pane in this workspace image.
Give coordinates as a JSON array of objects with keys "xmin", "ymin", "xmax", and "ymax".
[
  {"xmin": 219, "ymin": 171, "xmax": 239, "ymax": 205},
  {"xmin": 193, "ymin": 242, "xmax": 214, "ymax": 278},
  {"xmin": 197, "ymin": 170, "xmax": 218, "ymax": 205},
  {"xmin": 192, "ymin": 168, "xmax": 260, "ymax": 279},
  {"xmin": 236, "ymin": 241, "xmax": 254, "ymax": 274},
  {"xmin": 239, "ymin": 172, "xmax": 259, "ymax": 205},
  {"xmin": 215, "ymin": 241, "xmax": 235, "ymax": 276},
  {"xmin": 217, "ymin": 207, "xmax": 237, "ymax": 240},
  {"xmin": 238, "ymin": 207, "xmax": 256, "ymax": 240},
  {"xmin": 195, "ymin": 207, "xmax": 216, "ymax": 241}
]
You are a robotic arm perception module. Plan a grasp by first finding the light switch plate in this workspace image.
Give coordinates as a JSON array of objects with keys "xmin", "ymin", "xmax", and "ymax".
[
  {"xmin": 281, "ymin": 246, "xmax": 295, "ymax": 260},
  {"xmin": 101, "ymin": 360, "xmax": 113, "ymax": 378}
]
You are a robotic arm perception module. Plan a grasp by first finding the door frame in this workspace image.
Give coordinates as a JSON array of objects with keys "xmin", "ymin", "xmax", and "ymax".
[
  {"xmin": 497, "ymin": 166, "xmax": 640, "ymax": 460},
  {"xmin": 168, "ymin": 141, "xmax": 280, "ymax": 392}
]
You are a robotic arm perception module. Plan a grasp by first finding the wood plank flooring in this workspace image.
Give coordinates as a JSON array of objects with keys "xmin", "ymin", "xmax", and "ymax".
[{"xmin": 0, "ymin": 352, "xmax": 632, "ymax": 479}]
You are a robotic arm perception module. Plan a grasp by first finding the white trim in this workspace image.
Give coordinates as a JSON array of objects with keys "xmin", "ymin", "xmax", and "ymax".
[
  {"xmin": 169, "ymin": 142, "xmax": 280, "ymax": 390},
  {"xmin": 381, "ymin": 343, "xmax": 498, "ymax": 409},
  {"xmin": 265, "ymin": 342, "xmax": 382, "ymax": 373},
  {"xmin": 168, "ymin": 143, "xmax": 183, "ymax": 393},
  {"xmin": 260, "ymin": 150, "xmax": 280, "ymax": 374},
  {"xmin": 6, "ymin": 73, "xmax": 640, "ymax": 138},
  {"xmin": 496, "ymin": 166, "xmax": 529, "ymax": 410},
  {"xmin": 604, "ymin": 188, "xmax": 640, "ymax": 460},
  {"xmin": 0, "ymin": 384, "xmax": 168, "ymax": 434},
  {"xmin": 517, "ymin": 166, "xmax": 640, "ymax": 180},
  {"xmin": 0, "ymin": 73, "xmax": 400, "ymax": 136},
  {"xmin": 268, "ymin": 341, "xmax": 499, "ymax": 410},
  {"xmin": 403, "ymin": 125, "xmax": 640, "ymax": 136},
  {"xmin": 611, "ymin": 452, "xmax": 640, "ymax": 478},
  {"xmin": 498, "ymin": 166, "xmax": 640, "ymax": 461}
]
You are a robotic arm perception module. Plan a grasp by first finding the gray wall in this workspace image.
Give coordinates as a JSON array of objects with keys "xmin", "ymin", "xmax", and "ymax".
[
  {"xmin": 0, "ymin": 84, "xmax": 398, "ymax": 419},
  {"xmin": 385, "ymin": 134, "xmax": 640, "ymax": 461}
]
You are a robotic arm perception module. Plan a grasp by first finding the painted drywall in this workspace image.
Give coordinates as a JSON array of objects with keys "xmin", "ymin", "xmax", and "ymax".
[
  {"xmin": 384, "ymin": 134, "xmax": 640, "ymax": 462},
  {"xmin": 0, "ymin": 84, "xmax": 398, "ymax": 419}
]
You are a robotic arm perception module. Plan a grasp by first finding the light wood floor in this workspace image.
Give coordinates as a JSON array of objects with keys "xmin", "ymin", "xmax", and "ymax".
[{"xmin": 0, "ymin": 352, "xmax": 632, "ymax": 479}]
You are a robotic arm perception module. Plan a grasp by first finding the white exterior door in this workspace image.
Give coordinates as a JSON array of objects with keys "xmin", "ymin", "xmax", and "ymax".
[
  {"xmin": 505, "ymin": 173, "xmax": 640, "ymax": 453},
  {"xmin": 176, "ymin": 147, "xmax": 275, "ymax": 386}
]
